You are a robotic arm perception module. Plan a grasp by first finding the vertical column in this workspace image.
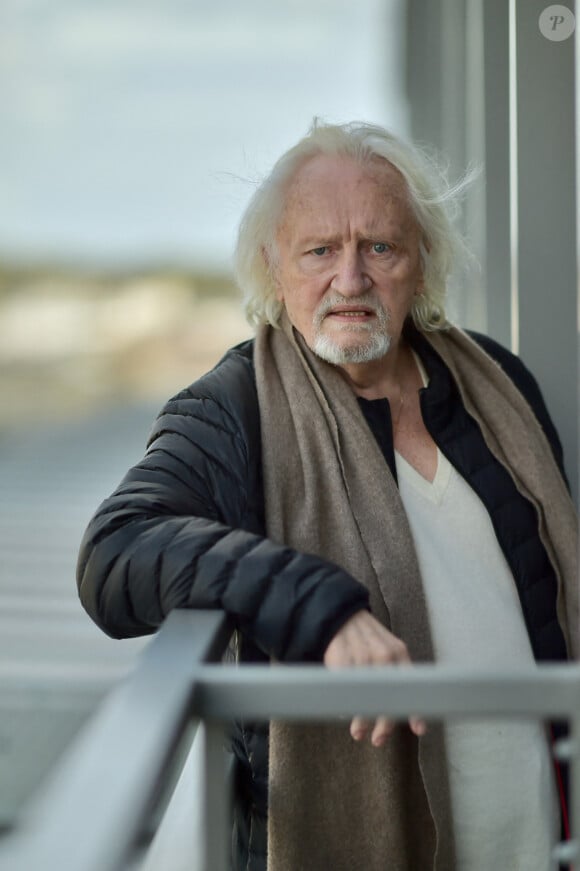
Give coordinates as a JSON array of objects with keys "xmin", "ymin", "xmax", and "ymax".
[
  {"xmin": 405, "ymin": 0, "xmax": 487, "ymax": 330},
  {"xmin": 199, "ymin": 721, "xmax": 229, "ymax": 871},
  {"xmin": 513, "ymin": 0, "xmax": 577, "ymax": 502},
  {"xmin": 577, "ymin": 0, "xmax": 580, "ymax": 510},
  {"xmin": 482, "ymin": 0, "xmax": 512, "ymax": 347}
]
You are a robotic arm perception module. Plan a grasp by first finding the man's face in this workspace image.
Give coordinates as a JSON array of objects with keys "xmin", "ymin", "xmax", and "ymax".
[{"xmin": 273, "ymin": 154, "xmax": 424, "ymax": 366}]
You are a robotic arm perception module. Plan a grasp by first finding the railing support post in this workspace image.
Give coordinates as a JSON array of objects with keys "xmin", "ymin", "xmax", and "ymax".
[
  {"xmin": 553, "ymin": 717, "xmax": 580, "ymax": 867},
  {"xmin": 199, "ymin": 720, "xmax": 229, "ymax": 871},
  {"xmin": 570, "ymin": 713, "xmax": 580, "ymax": 864}
]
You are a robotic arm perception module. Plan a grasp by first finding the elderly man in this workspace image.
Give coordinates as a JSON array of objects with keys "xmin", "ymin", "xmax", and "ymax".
[{"xmin": 77, "ymin": 121, "xmax": 577, "ymax": 871}]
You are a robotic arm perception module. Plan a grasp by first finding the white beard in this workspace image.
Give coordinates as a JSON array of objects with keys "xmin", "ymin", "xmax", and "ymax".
[
  {"xmin": 313, "ymin": 328, "xmax": 391, "ymax": 364},
  {"xmin": 311, "ymin": 293, "xmax": 392, "ymax": 365}
]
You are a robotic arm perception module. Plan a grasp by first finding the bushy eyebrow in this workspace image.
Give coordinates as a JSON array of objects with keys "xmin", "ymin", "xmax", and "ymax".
[
  {"xmin": 296, "ymin": 236, "xmax": 340, "ymax": 249},
  {"xmin": 295, "ymin": 231, "xmax": 405, "ymax": 250}
]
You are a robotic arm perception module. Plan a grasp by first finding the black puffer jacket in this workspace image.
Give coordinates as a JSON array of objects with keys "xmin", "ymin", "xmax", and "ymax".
[{"xmin": 77, "ymin": 326, "xmax": 569, "ymax": 871}]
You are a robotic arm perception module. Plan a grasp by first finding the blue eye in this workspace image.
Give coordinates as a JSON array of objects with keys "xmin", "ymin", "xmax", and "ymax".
[
  {"xmin": 372, "ymin": 242, "xmax": 390, "ymax": 254},
  {"xmin": 311, "ymin": 246, "xmax": 328, "ymax": 256}
]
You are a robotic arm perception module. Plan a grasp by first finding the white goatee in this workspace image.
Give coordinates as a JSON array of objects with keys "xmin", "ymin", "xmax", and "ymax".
[{"xmin": 311, "ymin": 293, "xmax": 392, "ymax": 365}]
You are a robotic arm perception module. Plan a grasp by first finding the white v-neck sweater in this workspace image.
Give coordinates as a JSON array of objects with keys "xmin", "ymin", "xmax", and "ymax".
[{"xmin": 396, "ymin": 448, "xmax": 559, "ymax": 870}]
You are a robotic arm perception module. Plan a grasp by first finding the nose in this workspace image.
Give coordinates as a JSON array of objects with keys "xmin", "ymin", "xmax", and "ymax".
[{"xmin": 330, "ymin": 248, "xmax": 372, "ymax": 296}]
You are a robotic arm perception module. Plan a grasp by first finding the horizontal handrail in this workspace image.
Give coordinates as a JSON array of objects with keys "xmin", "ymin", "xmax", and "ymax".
[
  {"xmin": 1, "ymin": 609, "xmax": 578, "ymax": 871},
  {"xmin": 0, "ymin": 610, "xmax": 232, "ymax": 871},
  {"xmin": 193, "ymin": 662, "xmax": 580, "ymax": 719}
]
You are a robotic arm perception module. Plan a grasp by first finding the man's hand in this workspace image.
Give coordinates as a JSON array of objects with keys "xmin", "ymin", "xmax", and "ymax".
[{"xmin": 323, "ymin": 610, "xmax": 426, "ymax": 747}]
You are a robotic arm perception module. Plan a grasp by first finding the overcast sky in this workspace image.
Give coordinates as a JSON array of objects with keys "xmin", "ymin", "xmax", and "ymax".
[{"xmin": 0, "ymin": 0, "xmax": 408, "ymax": 271}]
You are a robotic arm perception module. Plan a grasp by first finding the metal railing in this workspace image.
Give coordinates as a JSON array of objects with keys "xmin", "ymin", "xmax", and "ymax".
[{"xmin": 1, "ymin": 609, "xmax": 579, "ymax": 871}]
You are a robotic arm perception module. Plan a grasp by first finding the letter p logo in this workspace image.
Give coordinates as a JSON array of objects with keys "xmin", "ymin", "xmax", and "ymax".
[{"xmin": 539, "ymin": 5, "xmax": 576, "ymax": 40}]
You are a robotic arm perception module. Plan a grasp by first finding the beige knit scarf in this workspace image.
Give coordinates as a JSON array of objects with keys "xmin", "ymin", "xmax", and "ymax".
[{"xmin": 254, "ymin": 315, "xmax": 578, "ymax": 871}]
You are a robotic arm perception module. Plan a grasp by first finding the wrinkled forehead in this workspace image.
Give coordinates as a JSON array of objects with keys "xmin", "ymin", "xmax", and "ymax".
[{"xmin": 279, "ymin": 153, "xmax": 417, "ymax": 233}]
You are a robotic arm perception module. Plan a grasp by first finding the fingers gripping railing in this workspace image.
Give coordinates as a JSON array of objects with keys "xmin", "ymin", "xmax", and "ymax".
[{"xmin": 1, "ymin": 610, "xmax": 579, "ymax": 871}]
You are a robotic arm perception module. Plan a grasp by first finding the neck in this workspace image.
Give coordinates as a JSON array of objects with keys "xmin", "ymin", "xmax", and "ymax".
[{"xmin": 337, "ymin": 339, "xmax": 412, "ymax": 400}]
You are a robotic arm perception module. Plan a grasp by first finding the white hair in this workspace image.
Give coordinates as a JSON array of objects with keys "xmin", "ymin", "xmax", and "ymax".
[{"xmin": 234, "ymin": 119, "xmax": 474, "ymax": 332}]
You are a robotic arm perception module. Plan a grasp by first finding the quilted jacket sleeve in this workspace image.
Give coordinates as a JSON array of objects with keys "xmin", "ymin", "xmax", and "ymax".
[{"xmin": 76, "ymin": 345, "xmax": 369, "ymax": 663}]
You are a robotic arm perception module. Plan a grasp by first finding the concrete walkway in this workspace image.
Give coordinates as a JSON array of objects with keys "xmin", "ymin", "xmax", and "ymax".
[{"xmin": 0, "ymin": 402, "xmax": 160, "ymax": 823}]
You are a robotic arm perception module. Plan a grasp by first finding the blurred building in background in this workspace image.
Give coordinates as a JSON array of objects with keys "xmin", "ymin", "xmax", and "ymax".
[
  {"xmin": 0, "ymin": 0, "xmax": 408, "ymax": 423},
  {"xmin": 1, "ymin": 2, "xmax": 575, "ymax": 476}
]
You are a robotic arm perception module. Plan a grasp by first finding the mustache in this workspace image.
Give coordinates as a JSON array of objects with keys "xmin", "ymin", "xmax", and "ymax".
[{"xmin": 314, "ymin": 292, "xmax": 388, "ymax": 321}]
